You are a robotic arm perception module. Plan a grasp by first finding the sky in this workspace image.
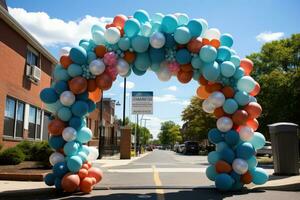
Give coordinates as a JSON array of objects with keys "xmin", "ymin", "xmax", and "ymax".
[{"xmin": 6, "ymin": 0, "xmax": 300, "ymax": 139}]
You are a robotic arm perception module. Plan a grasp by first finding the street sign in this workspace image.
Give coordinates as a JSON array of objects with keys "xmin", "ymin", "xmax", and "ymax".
[{"xmin": 132, "ymin": 91, "xmax": 153, "ymax": 115}]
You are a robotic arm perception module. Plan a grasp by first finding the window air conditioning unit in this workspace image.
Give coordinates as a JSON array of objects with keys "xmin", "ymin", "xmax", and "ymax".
[{"xmin": 26, "ymin": 64, "xmax": 41, "ymax": 83}]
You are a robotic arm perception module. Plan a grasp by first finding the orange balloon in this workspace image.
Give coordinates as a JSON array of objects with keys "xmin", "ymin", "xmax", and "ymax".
[
  {"xmin": 202, "ymin": 38, "xmax": 210, "ymax": 46},
  {"xmin": 215, "ymin": 160, "xmax": 232, "ymax": 173},
  {"xmin": 96, "ymin": 73, "xmax": 113, "ymax": 91},
  {"xmin": 78, "ymin": 168, "xmax": 89, "ymax": 179},
  {"xmin": 90, "ymin": 177, "xmax": 97, "ymax": 185},
  {"xmin": 69, "ymin": 77, "xmax": 88, "ymax": 94},
  {"xmin": 87, "ymin": 79, "xmax": 97, "ymax": 92},
  {"xmin": 187, "ymin": 37, "xmax": 203, "ymax": 53},
  {"xmin": 177, "ymin": 70, "xmax": 193, "ymax": 84},
  {"xmin": 206, "ymin": 83, "xmax": 222, "ymax": 93},
  {"xmin": 210, "ymin": 39, "xmax": 220, "ymax": 49},
  {"xmin": 249, "ymin": 82, "xmax": 260, "ymax": 96},
  {"xmin": 113, "ymin": 14, "xmax": 127, "ymax": 28},
  {"xmin": 244, "ymin": 102, "xmax": 262, "ymax": 119},
  {"xmin": 87, "ymin": 161, "xmax": 92, "ymax": 169},
  {"xmin": 48, "ymin": 119, "xmax": 66, "ymax": 136},
  {"xmin": 181, "ymin": 64, "xmax": 193, "ymax": 72},
  {"xmin": 232, "ymin": 110, "xmax": 249, "ymax": 125},
  {"xmin": 61, "ymin": 173, "xmax": 80, "ymax": 193},
  {"xmin": 88, "ymin": 88, "xmax": 102, "ymax": 103},
  {"xmin": 196, "ymin": 86, "xmax": 210, "ymax": 99},
  {"xmin": 88, "ymin": 167, "xmax": 103, "ymax": 183},
  {"xmin": 214, "ymin": 107, "xmax": 225, "ymax": 118},
  {"xmin": 221, "ymin": 86, "xmax": 235, "ymax": 98},
  {"xmin": 240, "ymin": 58, "xmax": 253, "ymax": 75},
  {"xmin": 124, "ymin": 51, "xmax": 136, "ymax": 63},
  {"xmin": 82, "ymin": 163, "xmax": 90, "ymax": 170},
  {"xmin": 241, "ymin": 171, "xmax": 252, "ymax": 184},
  {"xmin": 198, "ymin": 75, "xmax": 208, "ymax": 86},
  {"xmin": 246, "ymin": 118, "xmax": 259, "ymax": 131},
  {"xmin": 60, "ymin": 55, "xmax": 72, "ymax": 69},
  {"xmin": 79, "ymin": 177, "xmax": 93, "ymax": 193},
  {"xmin": 95, "ymin": 45, "xmax": 107, "ymax": 58}
]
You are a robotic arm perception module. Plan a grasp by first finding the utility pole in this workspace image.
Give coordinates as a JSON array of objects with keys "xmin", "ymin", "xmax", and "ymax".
[
  {"xmin": 98, "ymin": 94, "xmax": 104, "ymax": 159},
  {"xmin": 122, "ymin": 77, "xmax": 126, "ymax": 126}
]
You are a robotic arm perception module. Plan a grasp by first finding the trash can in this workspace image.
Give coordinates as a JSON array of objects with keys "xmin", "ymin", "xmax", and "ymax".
[{"xmin": 268, "ymin": 122, "xmax": 299, "ymax": 175}]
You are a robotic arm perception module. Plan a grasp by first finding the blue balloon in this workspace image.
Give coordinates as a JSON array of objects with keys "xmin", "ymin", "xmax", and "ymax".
[
  {"xmin": 215, "ymin": 173, "xmax": 234, "ymax": 191},
  {"xmin": 174, "ymin": 27, "xmax": 191, "ymax": 44},
  {"xmin": 86, "ymin": 99, "xmax": 96, "ymax": 112},
  {"xmin": 187, "ymin": 19, "xmax": 202, "ymax": 37},
  {"xmin": 220, "ymin": 147, "xmax": 235, "ymax": 164},
  {"xmin": 202, "ymin": 62, "xmax": 220, "ymax": 81},
  {"xmin": 231, "ymin": 181, "xmax": 244, "ymax": 191},
  {"xmin": 247, "ymin": 156, "xmax": 258, "ymax": 170},
  {"xmin": 216, "ymin": 46, "xmax": 231, "ymax": 62},
  {"xmin": 250, "ymin": 167, "xmax": 268, "ymax": 185},
  {"xmin": 236, "ymin": 142, "xmax": 255, "ymax": 160},
  {"xmin": 87, "ymin": 51, "xmax": 97, "ymax": 64},
  {"xmin": 149, "ymin": 48, "xmax": 165, "ymax": 63},
  {"xmin": 164, "ymin": 33, "xmax": 176, "ymax": 48},
  {"xmin": 234, "ymin": 91, "xmax": 250, "ymax": 106},
  {"xmin": 220, "ymin": 33, "xmax": 234, "ymax": 48},
  {"xmin": 118, "ymin": 37, "xmax": 131, "ymax": 51},
  {"xmin": 132, "ymin": 65, "xmax": 147, "ymax": 76},
  {"xmin": 208, "ymin": 151, "xmax": 220, "ymax": 164},
  {"xmin": 230, "ymin": 171, "xmax": 241, "ymax": 183},
  {"xmin": 249, "ymin": 132, "xmax": 266, "ymax": 150},
  {"xmin": 224, "ymin": 130, "xmax": 239, "ymax": 146},
  {"xmin": 223, "ymin": 98, "xmax": 238, "ymax": 114},
  {"xmin": 176, "ymin": 49, "xmax": 191, "ymax": 64},
  {"xmin": 49, "ymin": 135, "xmax": 65, "ymax": 150},
  {"xmin": 67, "ymin": 155, "xmax": 83, "ymax": 173},
  {"xmin": 40, "ymin": 88, "xmax": 58, "ymax": 104},
  {"xmin": 134, "ymin": 9, "xmax": 150, "ymax": 23},
  {"xmin": 208, "ymin": 128, "xmax": 224, "ymax": 144},
  {"xmin": 44, "ymin": 173, "xmax": 56, "ymax": 186},
  {"xmin": 233, "ymin": 67, "xmax": 245, "ymax": 79},
  {"xmin": 216, "ymin": 141, "xmax": 229, "ymax": 152},
  {"xmin": 199, "ymin": 45, "xmax": 217, "ymax": 63},
  {"xmin": 220, "ymin": 61, "xmax": 236, "ymax": 78},
  {"xmin": 131, "ymin": 35, "xmax": 149, "ymax": 53},
  {"xmin": 63, "ymin": 141, "xmax": 80, "ymax": 156},
  {"xmin": 76, "ymin": 91, "xmax": 89, "ymax": 101},
  {"xmin": 124, "ymin": 18, "xmax": 140, "ymax": 38},
  {"xmin": 53, "ymin": 162, "xmax": 69, "ymax": 178},
  {"xmin": 77, "ymin": 127, "xmax": 92, "ymax": 143},
  {"xmin": 53, "ymin": 67, "xmax": 70, "ymax": 81},
  {"xmin": 69, "ymin": 116, "xmax": 84, "ymax": 130},
  {"xmin": 57, "ymin": 106, "xmax": 72, "ymax": 121},
  {"xmin": 191, "ymin": 56, "xmax": 203, "ymax": 69},
  {"xmin": 71, "ymin": 101, "xmax": 89, "ymax": 117},
  {"xmin": 134, "ymin": 52, "xmax": 151, "ymax": 71},
  {"xmin": 54, "ymin": 178, "xmax": 62, "ymax": 190},
  {"xmin": 230, "ymin": 55, "xmax": 241, "ymax": 67},
  {"xmin": 54, "ymin": 81, "xmax": 68, "ymax": 94},
  {"xmin": 161, "ymin": 14, "xmax": 178, "ymax": 33},
  {"xmin": 237, "ymin": 76, "xmax": 256, "ymax": 93},
  {"xmin": 69, "ymin": 46, "xmax": 87, "ymax": 65},
  {"xmin": 206, "ymin": 165, "xmax": 218, "ymax": 181}
]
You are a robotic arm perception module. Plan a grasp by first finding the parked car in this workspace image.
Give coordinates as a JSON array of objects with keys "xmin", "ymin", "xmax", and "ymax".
[
  {"xmin": 146, "ymin": 145, "xmax": 153, "ymax": 151},
  {"xmin": 173, "ymin": 142, "xmax": 180, "ymax": 152},
  {"xmin": 257, "ymin": 141, "xmax": 272, "ymax": 157},
  {"xmin": 182, "ymin": 141, "xmax": 200, "ymax": 155}
]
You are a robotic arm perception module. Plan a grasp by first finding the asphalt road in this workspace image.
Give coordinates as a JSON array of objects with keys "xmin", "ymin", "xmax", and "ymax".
[{"xmin": 1, "ymin": 150, "xmax": 299, "ymax": 200}]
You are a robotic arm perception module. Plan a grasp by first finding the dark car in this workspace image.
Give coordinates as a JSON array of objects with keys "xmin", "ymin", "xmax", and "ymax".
[{"xmin": 182, "ymin": 141, "xmax": 199, "ymax": 155}]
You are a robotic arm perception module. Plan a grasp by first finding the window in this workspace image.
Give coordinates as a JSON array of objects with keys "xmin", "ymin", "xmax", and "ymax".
[
  {"xmin": 26, "ymin": 48, "xmax": 39, "ymax": 66},
  {"xmin": 3, "ymin": 97, "xmax": 24, "ymax": 138},
  {"xmin": 28, "ymin": 105, "xmax": 42, "ymax": 140}
]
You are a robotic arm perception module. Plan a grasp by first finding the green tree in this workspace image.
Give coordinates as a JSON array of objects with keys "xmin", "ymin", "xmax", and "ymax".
[{"xmin": 158, "ymin": 121, "xmax": 182, "ymax": 146}]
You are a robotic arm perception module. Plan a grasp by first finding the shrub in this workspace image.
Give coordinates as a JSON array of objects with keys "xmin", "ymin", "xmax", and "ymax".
[
  {"xmin": 0, "ymin": 143, "xmax": 3, "ymax": 152},
  {"xmin": 30, "ymin": 141, "xmax": 53, "ymax": 167},
  {"xmin": 16, "ymin": 140, "xmax": 34, "ymax": 160},
  {"xmin": 0, "ymin": 147, "xmax": 25, "ymax": 165}
]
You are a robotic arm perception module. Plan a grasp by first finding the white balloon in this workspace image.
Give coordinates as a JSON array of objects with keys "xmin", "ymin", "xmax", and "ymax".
[
  {"xmin": 62, "ymin": 127, "xmax": 77, "ymax": 142},
  {"xmin": 208, "ymin": 91, "xmax": 225, "ymax": 108},
  {"xmin": 92, "ymin": 30, "xmax": 106, "ymax": 45},
  {"xmin": 150, "ymin": 32, "xmax": 166, "ymax": 48},
  {"xmin": 60, "ymin": 91, "xmax": 75, "ymax": 106},
  {"xmin": 89, "ymin": 59, "xmax": 106, "ymax": 75},
  {"xmin": 217, "ymin": 116, "xmax": 233, "ymax": 132},
  {"xmin": 104, "ymin": 27, "xmax": 121, "ymax": 44},
  {"xmin": 202, "ymin": 99, "xmax": 216, "ymax": 114},
  {"xmin": 232, "ymin": 158, "xmax": 248, "ymax": 175},
  {"xmin": 49, "ymin": 152, "xmax": 65, "ymax": 166},
  {"xmin": 203, "ymin": 28, "xmax": 221, "ymax": 40},
  {"xmin": 87, "ymin": 146, "xmax": 99, "ymax": 162},
  {"xmin": 156, "ymin": 67, "xmax": 171, "ymax": 82},
  {"xmin": 116, "ymin": 58, "xmax": 130, "ymax": 76},
  {"xmin": 59, "ymin": 47, "xmax": 71, "ymax": 57},
  {"xmin": 239, "ymin": 126, "xmax": 254, "ymax": 141}
]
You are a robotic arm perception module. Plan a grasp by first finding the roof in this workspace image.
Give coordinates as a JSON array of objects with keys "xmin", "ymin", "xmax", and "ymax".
[{"xmin": 0, "ymin": 5, "xmax": 57, "ymax": 64}]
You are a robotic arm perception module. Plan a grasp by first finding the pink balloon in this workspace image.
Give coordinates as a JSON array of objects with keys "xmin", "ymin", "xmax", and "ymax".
[
  {"xmin": 168, "ymin": 61, "xmax": 180, "ymax": 75},
  {"xmin": 103, "ymin": 52, "xmax": 117, "ymax": 66}
]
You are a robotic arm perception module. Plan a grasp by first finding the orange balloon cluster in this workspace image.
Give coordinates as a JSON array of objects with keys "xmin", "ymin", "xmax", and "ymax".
[
  {"xmin": 202, "ymin": 38, "xmax": 221, "ymax": 48},
  {"xmin": 96, "ymin": 73, "xmax": 113, "ymax": 91},
  {"xmin": 69, "ymin": 77, "xmax": 88, "ymax": 94},
  {"xmin": 215, "ymin": 160, "xmax": 232, "ymax": 173},
  {"xmin": 60, "ymin": 55, "xmax": 72, "ymax": 69},
  {"xmin": 240, "ymin": 58, "xmax": 253, "ymax": 76},
  {"xmin": 48, "ymin": 119, "xmax": 66, "ymax": 136}
]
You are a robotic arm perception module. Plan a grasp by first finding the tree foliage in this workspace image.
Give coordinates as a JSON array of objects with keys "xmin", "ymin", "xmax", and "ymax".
[{"xmin": 158, "ymin": 121, "xmax": 182, "ymax": 145}]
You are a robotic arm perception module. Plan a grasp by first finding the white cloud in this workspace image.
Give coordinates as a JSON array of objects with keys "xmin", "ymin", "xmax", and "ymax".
[
  {"xmin": 143, "ymin": 116, "xmax": 165, "ymax": 139},
  {"xmin": 103, "ymin": 92, "xmax": 116, "ymax": 97},
  {"xmin": 119, "ymin": 81, "xmax": 135, "ymax": 89},
  {"xmin": 8, "ymin": 7, "xmax": 112, "ymax": 46},
  {"xmin": 153, "ymin": 94, "xmax": 177, "ymax": 102},
  {"xmin": 256, "ymin": 31, "xmax": 284, "ymax": 43},
  {"xmin": 165, "ymin": 86, "xmax": 178, "ymax": 91},
  {"xmin": 171, "ymin": 100, "xmax": 190, "ymax": 106}
]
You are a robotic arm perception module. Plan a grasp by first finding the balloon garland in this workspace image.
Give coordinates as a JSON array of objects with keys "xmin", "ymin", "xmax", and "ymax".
[{"xmin": 40, "ymin": 10, "xmax": 268, "ymax": 193}]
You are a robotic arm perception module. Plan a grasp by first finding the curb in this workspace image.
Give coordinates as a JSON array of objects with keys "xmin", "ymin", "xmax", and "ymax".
[{"xmin": 0, "ymin": 172, "xmax": 46, "ymax": 181}]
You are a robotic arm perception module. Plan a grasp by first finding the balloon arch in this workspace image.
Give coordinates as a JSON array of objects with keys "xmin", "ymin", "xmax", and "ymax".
[{"xmin": 40, "ymin": 10, "xmax": 268, "ymax": 193}]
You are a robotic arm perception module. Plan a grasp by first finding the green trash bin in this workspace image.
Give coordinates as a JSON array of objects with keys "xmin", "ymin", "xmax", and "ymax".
[{"xmin": 268, "ymin": 122, "xmax": 299, "ymax": 175}]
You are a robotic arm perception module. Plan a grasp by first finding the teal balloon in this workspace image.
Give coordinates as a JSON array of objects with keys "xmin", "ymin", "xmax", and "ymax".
[
  {"xmin": 149, "ymin": 48, "xmax": 165, "ymax": 63},
  {"xmin": 87, "ymin": 40, "xmax": 96, "ymax": 52},
  {"xmin": 80, "ymin": 145, "xmax": 90, "ymax": 155},
  {"xmin": 134, "ymin": 53, "xmax": 151, "ymax": 71},
  {"xmin": 161, "ymin": 14, "xmax": 178, "ymax": 33},
  {"xmin": 208, "ymin": 151, "xmax": 220, "ymax": 164},
  {"xmin": 223, "ymin": 98, "xmax": 238, "ymax": 114},
  {"xmin": 63, "ymin": 141, "xmax": 80, "ymax": 156},
  {"xmin": 216, "ymin": 46, "xmax": 231, "ymax": 62},
  {"xmin": 150, "ymin": 63, "xmax": 160, "ymax": 72},
  {"xmin": 249, "ymin": 132, "xmax": 266, "ymax": 150},
  {"xmin": 54, "ymin": 178, "xmax": 62, "ymax": 190},
  {"xmin": 71, "ymin": 101, "xmax": 89, "ymax": 117},
  {"xmin": 53, "ymin": 162, "xmax": 68, "ymax": 178},
  {"xmin": 92, "ymin": 30, "xmax": 105, "ymax": 45},
  {"xmin": 199, "ymin": 18, "xmax": 208, "ymax": 36},
  {"xmin": 230, "ymin": 171, "xmax": 241, "ymax": 183},
  {"xmin": 77, "ymin": 127, "xmax": 92, "ymax": 143},
  {"xmin": 57, "ymin": 106, "xmax": 72, "ymax": 121},
  {"xmin": 78, "ymin": 151, "xmax": 88, "ymax": 162},
  {"xmin": 233, "ymin": 67, "xmax": 245, "ymax": 79},
  {"xmin": 216, "ymin": 141, "xmax": 229, "ymax": 152},
  {"xmin": 151, "ymin": 21, "xmax": 161, "ymax": 32},
  {"xmin": 191, "ymin": 56, "xmax": 203, "ymax": 69},
  {"xmin": 192, "ymin": 70, "xmax": 201, "ymax": 80},
  {"xmin": 67, "ymin": 155, "xmax": 83, "ymax": 173},
  {"xmin": 91, "ymin": 24, "xmax": 105, "ymax": 33},
  {"xmin": 141, "ymin": 22, "xmax": 152, "ymax": 37},
  {"xmin": 87, "ymin": 52, "xmax": 97, "ymax": 64},
  {"xmin": 45, "ymin": 100, "xmax": 63, "ymax": 114},
  {"xmin": 247, "ymin": 156, "xmax": 258, "ymax": 170},
  {"xmin": 164, "ymin": 33, "xmax": 176, "ymax": 48},
  {"xmin": 234, "ymin": 91, "xmax": 250, "ymax": 106},
  {"xmin": 152, "ymin": 13, "xmax": 164, "ymax": 22},
  {"xmin": 124, "ymin": 18, "xmax": 141, "ymax": 38},
  {"xmin": 208, "ymin": 128, "xmax": 223, "ymax": 144},
  {"xmin": 69, "ymin": 46, "xmax": 87, "ymax": 65},
  {"xmin": 134, "ymin": 9, "xmax": 150, "ymax": 24},
  {"xmin": 215, "ymin": 173, "xmax": 234, "ymax": 191},
  {"xmin": 86, "ymin": 99, "xmax": 96, "ymax": 112},
  {"xmin": 220, "ymin": 147, "xmax": 235, "ymax": 164},
  {"xmin": 40, "ymin": 88, "xmax": 58, "ymax": 104},
  {"xmin": 69, "ymin": 116, "xmax": 84, "ymax": 130},
  {"xmin": 67, "ymin": 64, "xmax": 83, "ymax": 77},
  {"xmin": 54, "ymin": 80, "xmax": 68, "ymax": 94},
  {"xmin": 202, "ymin": 62, "xmax": 220, "ymax": 81},
  {"xmin": 118, "ymin": 37, "xmax": 131, "ymax": 51},
  {"xmin": 49, "ymin": 135, "xmax": 65, "ymax": 150},
  {"xmin": 237, "ymin": 76, "xmax": 256, "ymax": 93},
  {"xmin": 231, "ymin": 181, "xmax": 244, "ymax": 191},
  {"xmin": 174, "ymin": 27, "xmax": 191, "ymax": 44},
  {"xmin": 79, "ymin": 41, "xmax": 89, "ymax": 50},
  {"xmin": 224, "ymin": 130, "xmax": 239, "ymax": 146},
  {"xmin": 220, "ymin": 61, "xmax": 236, "ymax": 78},
  {"xmin": 53, "ymin": 67, "xmax": 70, "ymax": 81},
  {"xmin": 187, "ymin": 19, "xmax": 202, "ymax": 37},
  {"xmin": 176, "ymin": 49, "xmax": 191, "ymax": 64},
  {"xmin": 236, "ymin": 142, "xmax": 255, "ymax": 160},
  {"xmin": 250, "ymin": 167, "xmax": 268, "ymax": 185},
  {"xmin": 132, "ymin": 65, "xmax": 146, "ymax": 76},
  {"xmin": 44, "ymin": 173, "xmax": 55, "ymax": 186},
  {"xmin": 220, "ymin": 33, "xmax": 234, "ymax": 47},
  {"xmin": 199, "ymin": 45, "xmax": 217, "ymax": 63},
  {"xmin": 206, "ymin": 165, "xmax": 217, "ymax": 181},
  {"xmin": 76, "ymin": 91, "xmax": 89, "ymax": 100},
  {"xmin": 131, "ymin": 35, "xmax": 149, "ymax": 53},
  {"xmin": 230, "ymin": 55, "xmax": 241, "ymax": 67}
]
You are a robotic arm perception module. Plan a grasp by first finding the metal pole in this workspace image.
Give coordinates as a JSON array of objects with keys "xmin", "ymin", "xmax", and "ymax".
[
  {"xmin": 98, "ymin": 94, "xmax": 104, "ymax": 159},
  {"xmin": 122, "ymin": 77, "xmax": 126, "ymax": 126},
  {"xmin": 134, "ymin": 114, "xmax": 138, "ymax": 156}
]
